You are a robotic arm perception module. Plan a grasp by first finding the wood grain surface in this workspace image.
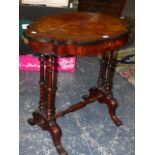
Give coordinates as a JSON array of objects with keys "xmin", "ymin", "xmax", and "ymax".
[{"xmin": 25, "ymin": 12, "xmax": 129, "ymax": 44}]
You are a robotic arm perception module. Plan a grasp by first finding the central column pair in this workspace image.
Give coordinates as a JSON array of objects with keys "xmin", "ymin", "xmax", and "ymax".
[{"xmin": 39, "ymin": 54, "xmax": 68, "ymax": 155}]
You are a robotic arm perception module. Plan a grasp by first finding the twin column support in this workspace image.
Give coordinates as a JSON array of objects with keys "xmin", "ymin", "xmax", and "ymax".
[
  {"xmin": 97, "ymin": 50, "xmax": 117, "ymax": 95},
  {"xmin": 28, "ymin": 50, "xmax": 122, "ymax": 155}
]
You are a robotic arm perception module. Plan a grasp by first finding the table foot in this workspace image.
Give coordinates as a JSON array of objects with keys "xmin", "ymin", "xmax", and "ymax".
[
  {"xmin": 98, "ymin": 95, "xmax": 122, "ymax": 126},
  {"xmin": 27, "ymin": 118, "xmax": 37, "ymax": 126},
  {"xmin": 49, "ymin": 122, "xmax": 68, "ymax": 155},
  {"xmin": 28, "ymin": 111, "xmax": 46, "ymax": 129},
  {"xmin": 28, "ymin": 110, "xmax": 67, "ymax": 155}
]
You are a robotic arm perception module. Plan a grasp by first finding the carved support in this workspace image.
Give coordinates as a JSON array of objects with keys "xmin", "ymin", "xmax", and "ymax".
[
  {"xmin": 98, "ymin": 95, "xmax": 122, "ymax": 126},
  {"xmin": 49, "ymin": 121, "xmax": 68, "ymax": 155},
  {"xmin": 97, "ymin": 50, "xmax": 117, "ymax": 95},
  {"xmin": 39, "ymin": 54, "xmax": 46, "ymax": 112},
  {"xmin": 28, "ymin": 49, "xmax": 121, "ymax": 155},
  {"xmin": 104, "ymin": 50, "xmax": 117, "ymax": 95},
  {"xmin": 97, "ymin": 53, "xmax": 107, "ymax": 89},
  {"xmin": 97, "ymin": 50, "xmax": 122, "ymax": 126},
  {"xmin": 46, "ymin": 55, "xmax": 55, "ymax": 120}
]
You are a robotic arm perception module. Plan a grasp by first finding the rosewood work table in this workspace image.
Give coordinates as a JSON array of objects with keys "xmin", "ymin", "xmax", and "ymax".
[{"xmin": 24, "ymin": 12, "xmax": 129, "ymax": 155}]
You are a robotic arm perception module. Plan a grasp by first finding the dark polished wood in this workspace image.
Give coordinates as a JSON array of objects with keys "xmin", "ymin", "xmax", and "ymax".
[
  {"xmin": 39, "ymin": 54, "xmax": 46, "ymax": 112},
  {"xmin": 98, "ymin": 50, "xmax": 117, "ymax": 95},
  {"xmin": 25, "ymin": 12, "xmax": 129, "ymax": 56},
  {"xmin": 28, "ymin": 54, "xmax": 68, "ymax": 155},
  {"xmin": 28, "ymin": 110, "xmax": 68, "ymax": 155},
  {"xmin": 25, "ymin": 12, "xmax": 128, "ymax": 44},
  {"xmin": 25, "ymin": 12, "xmax": 129, "ymax": 155},
  {"xmin": 46, "ymin": 55, "xmax": 54, "ymax": 120}
]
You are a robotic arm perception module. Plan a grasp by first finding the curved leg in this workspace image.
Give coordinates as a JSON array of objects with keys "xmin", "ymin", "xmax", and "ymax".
[
  {"xmin": 106, "ymin": 96, "xmax": 122, "ymax": 126},
  {"xmin": 49, "ymin": 122, "xmax": 68, "ymax": 155},
  {"xmin": 99, "ymin": 95, "xmax": 122, "ymax": 126},
  {"xmin": 97, "ymin": 50, "xmax": 122, "ymax": 126},
  {"xmin": 46, "ymin": 55, "xmax": 67, "ymax": 155}
]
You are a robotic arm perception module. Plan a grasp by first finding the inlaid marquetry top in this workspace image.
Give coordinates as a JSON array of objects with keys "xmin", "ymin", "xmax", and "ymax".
[{"xmin": 25, "ymin": 12, "xmax": 129, "ymax": 45}]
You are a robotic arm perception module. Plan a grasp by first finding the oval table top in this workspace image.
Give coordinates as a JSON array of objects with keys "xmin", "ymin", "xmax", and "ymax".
[{"xmin": 25, "ymin": 12, "xmax": 129, "ymax": 46}]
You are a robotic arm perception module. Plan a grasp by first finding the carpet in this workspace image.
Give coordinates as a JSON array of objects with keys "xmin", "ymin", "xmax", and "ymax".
[
  {"xmin": 19, "ymin": 56, "xmax": 135, "ymax": 155},
  {"xmin": 116, "ymin": 47, "xmax": 135, "ymax": 85}
]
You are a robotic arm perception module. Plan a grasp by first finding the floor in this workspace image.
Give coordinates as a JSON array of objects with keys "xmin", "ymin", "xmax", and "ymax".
[{"xmin": 19, "ymin": 56, "xmax": 135, "ymax": 155}]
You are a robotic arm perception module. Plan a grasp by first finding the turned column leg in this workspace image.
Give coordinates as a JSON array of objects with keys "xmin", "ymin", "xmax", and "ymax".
[
  {"xmin": 39, "ymin": 54, "xmax": 46, "ymax": 112},
  {"xmin": 97, "ymin": 53, "xmax": 107, "ymax": 90},
  {"xmin": 46, "ymin": 55, "xmax": 55, "ymax": 120},
  {"xmin": 97, "ymin": 50, "xmax": 116, "ymax": 95},
  {"xmin": 97, "ymin": 50, "xmax": 122, "ymax": 126},
  {"xmin": 28, "ymin": 54, "xmax": 46, "ymax": 126},
  {"xmin": 46, "ymin": 55, "xmax": 68, "ymax": 155},
  {"xmin": 103, "ymin": 50, "xmax": 117, "ymax": 95}
]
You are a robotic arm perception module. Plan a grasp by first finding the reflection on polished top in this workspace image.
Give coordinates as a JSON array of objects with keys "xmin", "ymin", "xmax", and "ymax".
[{"xmin": 25, "ymin": 12, "xmax": 129, "ymax": 45}]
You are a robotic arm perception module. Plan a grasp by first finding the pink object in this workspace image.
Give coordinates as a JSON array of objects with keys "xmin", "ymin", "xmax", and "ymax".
[
  {"xmin": 19, "ymin": 55, "xmax": 76, "ymax": 72},
  {"xmin": 120, "ymin": 68, "xmax": 135, "ymax": 78},
  {"xmin": 56, "ymin": 57, "xmax": 76, "ymax": 72},
  {"xmin": 19, "ymin": 55, "xmax": 40, "ymax": 71}
]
